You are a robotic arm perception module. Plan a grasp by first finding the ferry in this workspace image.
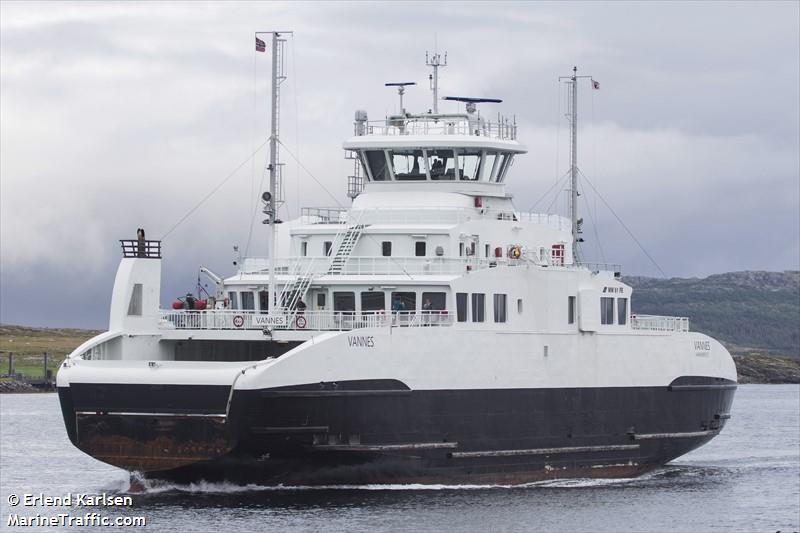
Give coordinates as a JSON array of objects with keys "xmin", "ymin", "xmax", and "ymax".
[{"xmin": 56, "ymin": 33, "xmax": 737, "ymax": 485}]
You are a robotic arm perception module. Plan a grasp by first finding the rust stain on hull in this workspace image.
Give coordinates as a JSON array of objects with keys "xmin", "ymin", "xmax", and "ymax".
[{"xmin": 76, "ymin": 414, "xmax": 234, "ymax": 472}]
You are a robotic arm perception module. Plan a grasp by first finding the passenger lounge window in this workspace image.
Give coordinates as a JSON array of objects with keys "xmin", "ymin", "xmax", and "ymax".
[
  {"xmin": 415, "ymin": 241, "xmax": 426, "ymax": 257},
  {"xmin": 259, "ymin": 290, "xmax": 269, "ymax": 311},
  {"xmin": 241, "ymin": 291, "xmax": 255, "ymax": 311},
  {"xmin": 471, "ymin": 293, "xmax": 485, "ymax": 322},
  {"xmin": 601, "ymin": 297, "xmax": 614, "ymax": 325},
  {"xmin": 361, "ymin": 291, "xmax": 386, "ymax": 314},
  {"xmin": 617, "ymin": 298, "xmax": 628, "ymax": 325},
  {"xmin": 422, "ymin": 292, "xmax": 446, "ymax": 312},
  {"xmin": 456, "ymin": 292, "xmax": 468, "ymax": 322},
  {"xmin": 334, "ymin": 292, "xmax": 356, "ymax": 313},
  {"xmin": 228, "ymin": 291, "xmax": 238, "ymax": 310},
  {"xmin": 391, "ymin": 292, "xmax": 416, "ymax": 312},
  {"xmin": 493, "ymin": 294, "xmax": 507, "ymax": 323},
  {"xmin": 382, "ymin": 241, "xmax": 392, "ymax": 256}
]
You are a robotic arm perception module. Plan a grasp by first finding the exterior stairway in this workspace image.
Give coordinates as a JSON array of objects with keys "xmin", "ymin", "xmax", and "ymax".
[{"xmin": 327, "ymin": 224, "xmax": 366, "ymax": 275}]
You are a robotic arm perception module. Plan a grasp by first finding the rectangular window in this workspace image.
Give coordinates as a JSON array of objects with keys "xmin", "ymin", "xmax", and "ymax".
[
  {"xmin": 485, "ymin": 244, "xmax": 490, "ymax": 258},
  {"xmin": 459, "ymin": 242, "xmax": 465, "ymax": 257},
  {"xmin": 481, "ymin": 152, "xmax": 498, "ymax": 181},
  {"xmin": 316, "ymin": 293, "xmax": 326, "ymax": 308},
  {"xmin": 324, "ymin": 241, "xmax": 332, "ymax": 256},
  {"xmin": 228, "ymin": 291, "xmax": 238, "ymax": 310},
  {"xmin": 389, "ymin": 149, "xmax": 426, "ymax": 180},
  {"xmin": 382, "ymin": 241, "xmax": 392, "ymax": 256},
  {"xmin": 127, "ymin": 284, "xmax": 142, "ymax": 316},
  {"xmin": 365, "ymin": 150, "xmax": 390, "ymax": 181},
  {"xmin": 428, "ymin": 149, "xmax": 456, "ymax": 180},
  {"xmin": 300, "ymin": 241, "xmax": 308, "ymax": 257},
  {"xmin": 241, "ymin": 291, "xmax": 255, "ymax": 311},
  {"xmin": 415, "ymin": 241, "xmax": 426, "ymax": 257},
  {"xmin": 617, "ymin": 298, "xmax": 628, "ymax": 325},
  {"xmin": 493, "ymin": 293, "xmax": 507, "ymax": 323},
  {"xmin": 391, "ymin": 291, "xmax": 416, "ymax": 312},
  {"xmin": 456, "ymin": 293, "xmax": 468, "ymax": 322},
  {"xmin": 333, "ymin": 292, "xmax": 355, "ymax": 312},
  {"xmin": 471, "ymin": 293, "xmax": 485, "ymax": 323},
  {"xmin": 361, "ymin": 291, "xmax": 386, "ymax": 313},
  {"xmin": 601, "ymin": 297, "xmax": 614, "ymax": 325},
  {"xmin": 457, "ymin": 149, "xmax": 482, "ymax": 181},
  {"xmin": 259, "ymin": 290, "xmax": 270, "ymax": 312},
  {"xmin": 568, "ymin": 296, "xmax": 576, "ymax": 324},
  {"xmin": 422, "ymin": 292, "xmax": 446, "ymax": 311},
  {"xmin": 517, "ymin": 298, "xmax": 523, "ymax": 314}
]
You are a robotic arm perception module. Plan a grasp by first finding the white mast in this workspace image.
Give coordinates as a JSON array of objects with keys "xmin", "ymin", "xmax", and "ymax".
[
  {"xmin": 560, "ymin": 66, "xmax": 593, "ymax": 264},
  {"xmin": 426, "ymin": 50, "xmax": 447, "ymax": 113},
  {"xmin": 258, "ymin": 30, "xmax": 291, "ymax": 312}
]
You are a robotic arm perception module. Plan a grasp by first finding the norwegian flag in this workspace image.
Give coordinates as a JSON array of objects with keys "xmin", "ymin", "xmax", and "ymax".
[
  {"xmin": 592, "ymin": 80, "xmax": 600, "ymax": 90},
  {"xmin": 255, "ymin": 37, "xmax": 266, "ymax": 52}
]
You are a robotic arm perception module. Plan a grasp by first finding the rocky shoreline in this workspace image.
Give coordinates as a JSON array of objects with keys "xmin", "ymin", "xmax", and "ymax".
[{"xmin": 733, "ymin": 353, "xmax": 800, "ymax": 384}]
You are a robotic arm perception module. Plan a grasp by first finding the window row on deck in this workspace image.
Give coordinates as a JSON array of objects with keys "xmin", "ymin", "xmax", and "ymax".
[{"xmin": 359, "ymin": 148, "xmax": 515, "ymax": 183}]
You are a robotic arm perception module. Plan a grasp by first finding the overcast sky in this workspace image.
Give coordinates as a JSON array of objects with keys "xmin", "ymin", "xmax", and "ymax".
[{"xmin": 2, "ymin": 1, "xmax": 798, "ymax": 329}]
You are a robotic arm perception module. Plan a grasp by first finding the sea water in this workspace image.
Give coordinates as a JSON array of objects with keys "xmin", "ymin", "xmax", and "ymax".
[{"xmin": 1, "ymin": 385, "xmax": 798, "ymax": 532}]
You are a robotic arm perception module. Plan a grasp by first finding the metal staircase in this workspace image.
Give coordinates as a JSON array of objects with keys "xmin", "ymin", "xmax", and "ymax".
[{"xmin": 327, "ymin": 224, "xmax": 366, "ymax": 274}]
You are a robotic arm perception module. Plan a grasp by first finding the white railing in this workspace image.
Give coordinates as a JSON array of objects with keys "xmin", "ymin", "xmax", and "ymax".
[
  {"xmin": 360, "ymin": 116, "xmax": 517, "ymax": 141},
  {"xmin": 630, "ymin": 314, "xmax": 690, "ymax": 332},
  {"xmin": 300, "ymin": 207, "xmax": 571, "ymax": 231},
  {"xmin": 159, "ymin": 310, "xmax": 454, "ymax": 331}
]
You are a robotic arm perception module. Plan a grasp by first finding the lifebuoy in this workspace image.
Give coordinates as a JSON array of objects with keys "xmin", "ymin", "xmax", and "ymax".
[
  {"xmin": 232, "ymin": 315, "xmax": 244, "ymax": 328},
  {"xmin": 295, "ymin": 315, "xmax": 307, "ymax": 329}
]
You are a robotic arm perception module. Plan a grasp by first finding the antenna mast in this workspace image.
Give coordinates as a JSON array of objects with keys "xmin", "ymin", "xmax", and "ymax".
[
  {"xmin": 559, "ymin": 66, "xmax": 593, "ymax": 264},
  {"xmin": 257, "ymin": 30, "xmax": 291, "ymax": 312},
  {"xmin": 425, "ymin": 50, "xmax": 447, "ymax": 113}
]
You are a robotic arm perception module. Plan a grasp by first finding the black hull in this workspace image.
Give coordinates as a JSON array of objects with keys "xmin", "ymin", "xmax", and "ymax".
[{"xmin": 58, "ymin": 377, "xmax": 736, "ymax": 485}]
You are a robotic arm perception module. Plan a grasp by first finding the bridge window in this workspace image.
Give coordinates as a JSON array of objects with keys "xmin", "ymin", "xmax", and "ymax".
[
  {"xmin": 493, "ymin": 294, "xmax": 507, "ymax": 323},
  {"xmin": 456, "ymin": 293, "xmax": 468, "ymax": 322},
  {"xmin": 382, "ymin": 241, "xmax": 392, "ymax": 256},
  {"xmin": 228, "ymin": 291, "xmax": 238, "ymax": 310},
  {"xmin": 601, "ymin": 297, "xmax": 614, "ymax": 325},
  {"xmin": 391, "ymin": 292, "xmax": 416, "ymax": 312},
  {"xmin": 365, "ymin": 150, "xmax": 390, "ymax": 181},
  {"xmin": 458, "ymin": 149, "xmax": 482, "ymax": 181},
  {"xmin": 617, "ymin": 298, "xmax": 628, "ymax": 325},
  {"xmin": 481, "ymin": 152, "xmax": 498, "ymax": 181},
  {"xmin": 361, "ymin": 291, "xmax": 385, "ymax": 314},
  {"xmin": 415, "ymin": 241, "xmax": 426, "ymax": 256},
  {"xmin": 390, "ymin": 149, "xmax": 427, "ymax": 180},
  {"xmin": 428, "ymin": 149, "xmax": 456, "ymax": 180},
  {"xmin": 241, "ymin": 291, "xmax": 255, "ymax": 311},
  {"xmin": 471, "ymin": 293, "xmax": 486, "ymax": 322},
  {"xmin": 496, "ymin": 154, "xmax": 514, "ymax": 182}
]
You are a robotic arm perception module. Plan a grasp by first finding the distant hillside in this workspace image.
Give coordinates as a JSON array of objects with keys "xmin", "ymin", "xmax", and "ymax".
[{"xmin": 625, "ymin": 271, "xmax": 800, "ymax": 357}]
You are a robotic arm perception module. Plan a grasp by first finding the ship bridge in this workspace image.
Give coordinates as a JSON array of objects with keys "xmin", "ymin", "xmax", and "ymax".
[{"xmin": 343, "ymin": 96, "xmax": 526, "ymax": 199}]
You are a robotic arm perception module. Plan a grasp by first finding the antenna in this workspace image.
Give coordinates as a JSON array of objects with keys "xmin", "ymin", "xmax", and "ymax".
[
  {"xmin": 385, "ymin": 82, "xmax": 416, "ymax": 114},
  {"xmin": 425, "ymin": 50, "xmax": 447, "ymax": 113}
]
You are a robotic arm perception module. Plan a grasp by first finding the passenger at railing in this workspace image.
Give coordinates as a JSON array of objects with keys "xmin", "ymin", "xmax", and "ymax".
[
  {"xmin": 184, "ymin": 293, "xmax": 196, "ymax": 311},
  {"xmin": 297, "ymin": 298, "xmax": 307, "ymax": 315}
]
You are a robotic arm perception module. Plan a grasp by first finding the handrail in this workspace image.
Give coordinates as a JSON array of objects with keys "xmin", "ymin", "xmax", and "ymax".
[
  {"xmin": 159, "ymin": 310, "xmax": 454, "ymax": 331},
  {"xmin": 630, "ymin": 314, "xmax": 690, "ymax": 332},
  {"xmin": 356, "ymin": 116, "xmax": 518, "ymax": 141},
  {"xmin": 120, "ymin": 240, "xmax": 161, "ymax": 258}
]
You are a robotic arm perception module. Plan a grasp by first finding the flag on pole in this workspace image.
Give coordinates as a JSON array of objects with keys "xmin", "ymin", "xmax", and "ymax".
[
  {"xmin": 255, "ymin": 37, "xmax": 266, "ymax": 52},
  {"xmin": 592, "ymin": 80, "xmax": 600, "ymax": 90}
]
